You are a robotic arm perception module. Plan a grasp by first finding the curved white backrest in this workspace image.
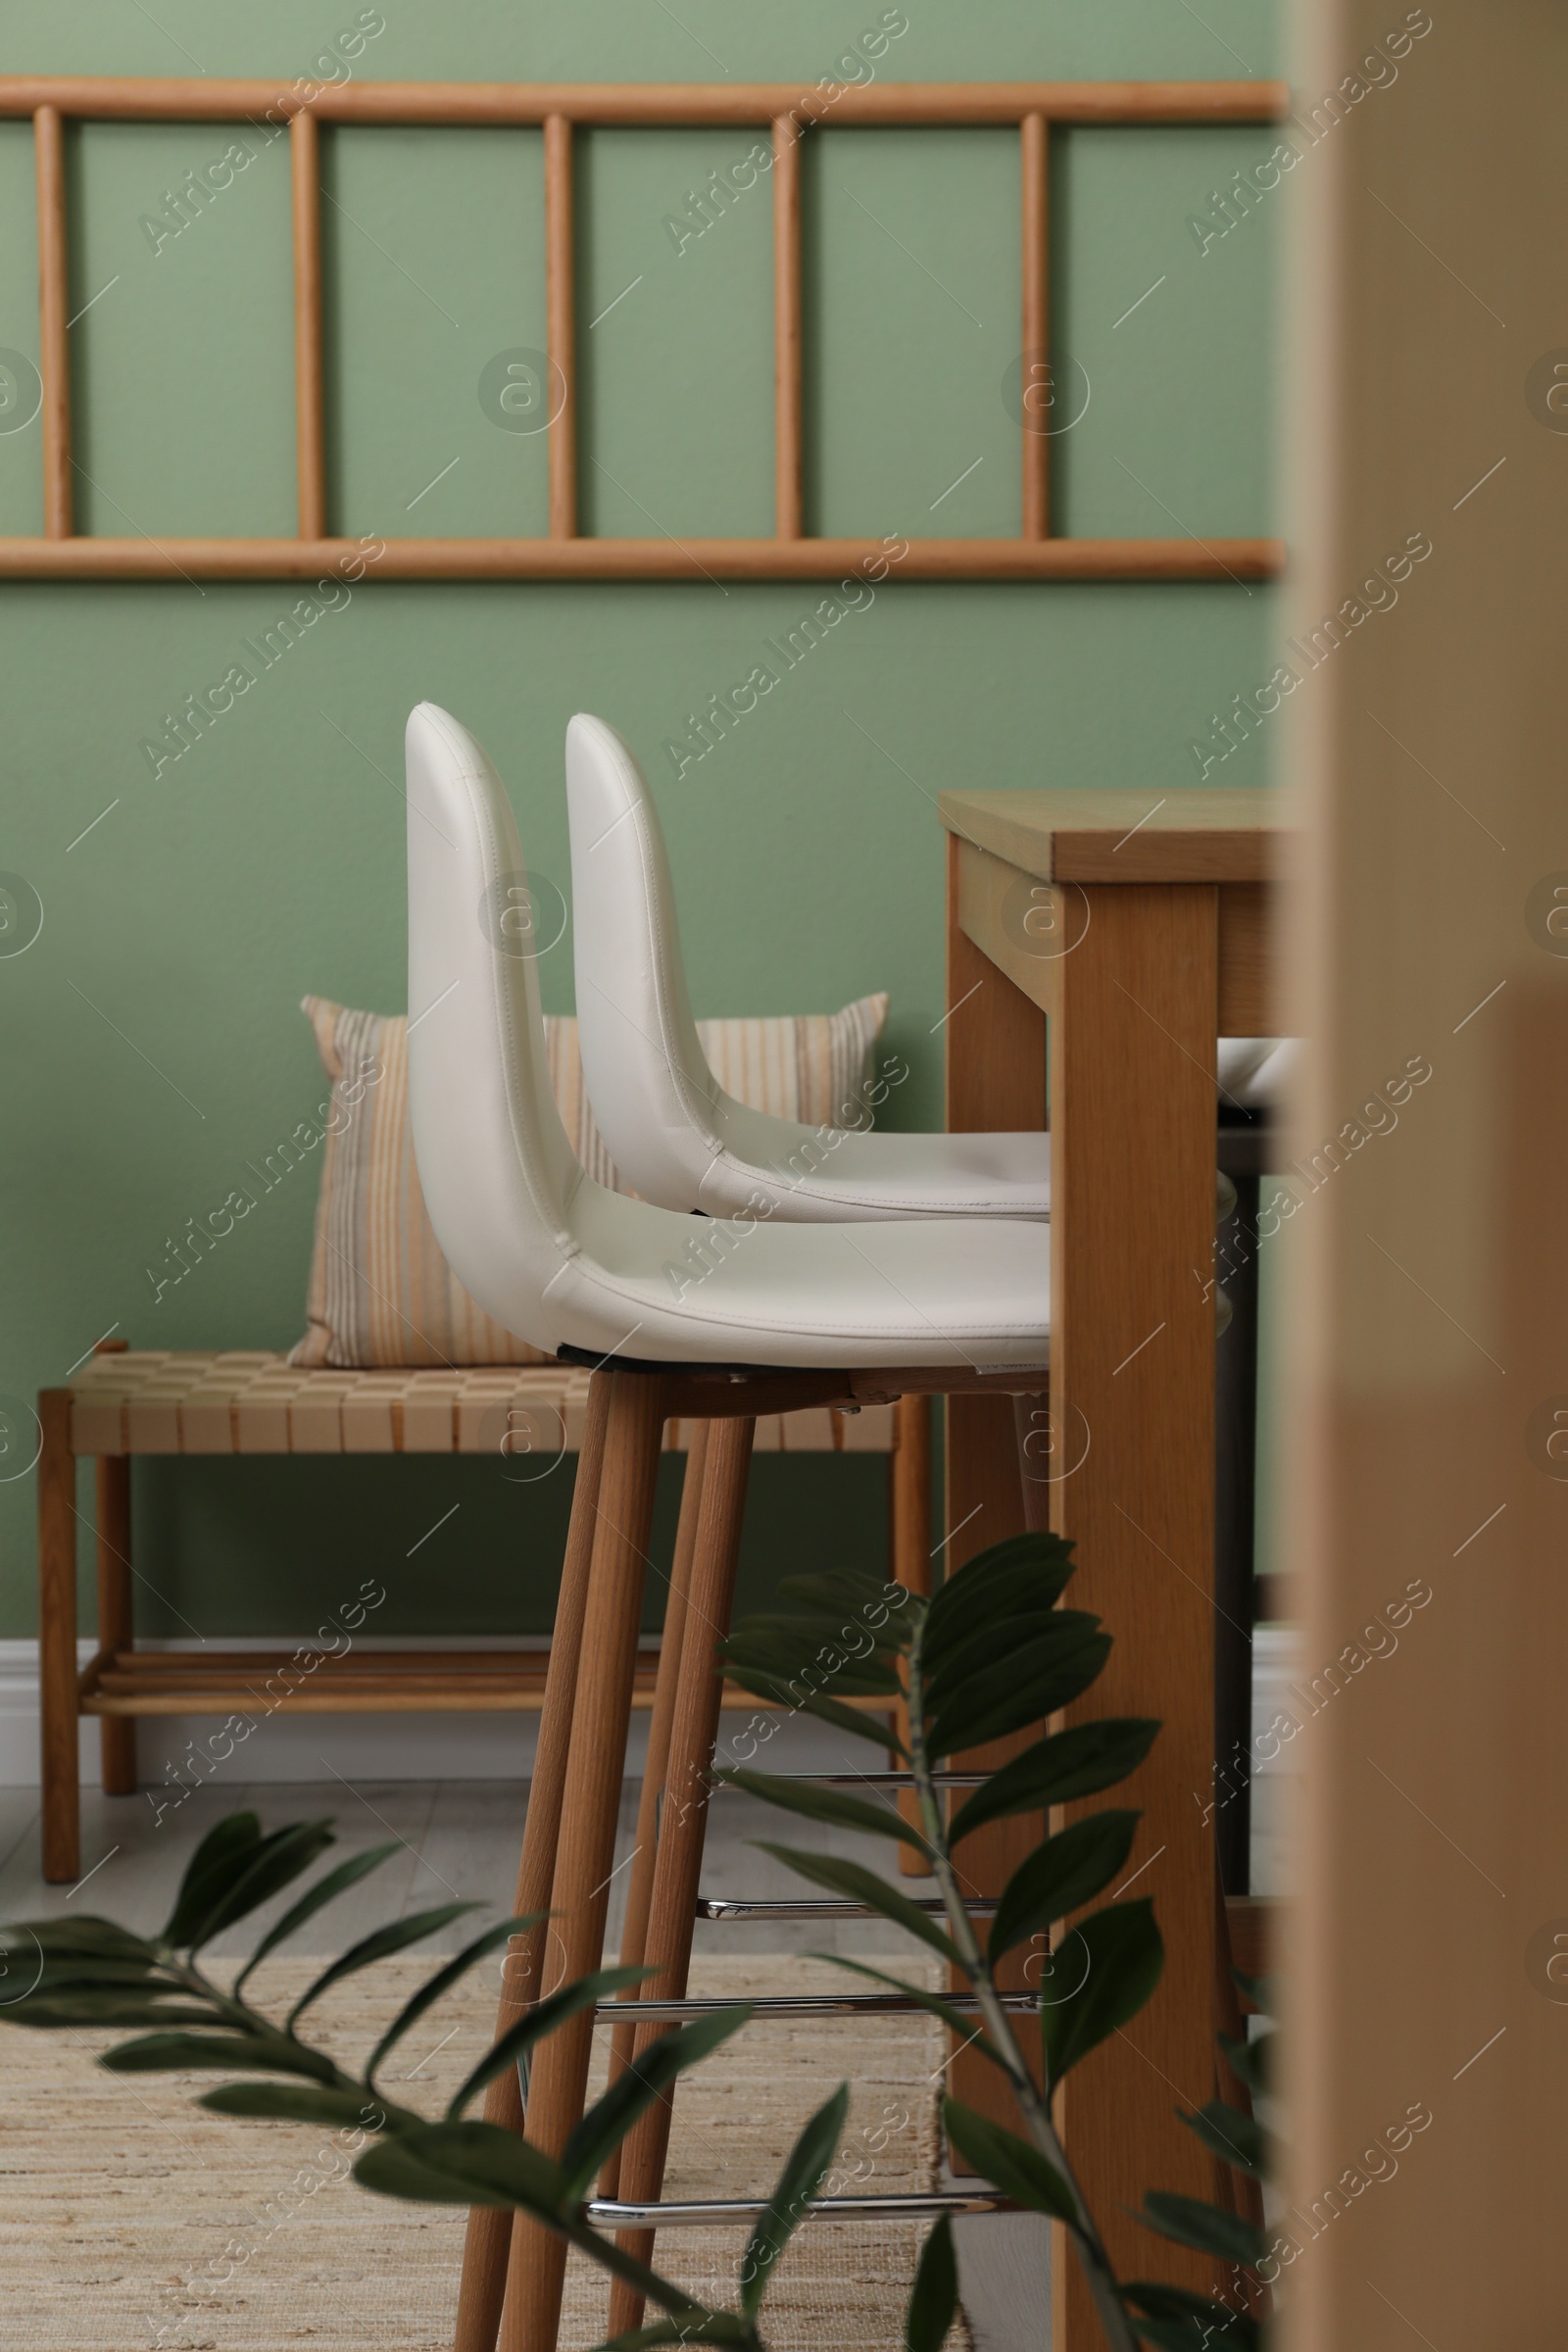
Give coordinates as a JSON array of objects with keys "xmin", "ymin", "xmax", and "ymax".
[
  {"xmin": 565, "ymin": 711, "xmax": 727, "ymax": 1206},
  {"xmin": 405, "ymin": 702, "xmax": 582, "ymax": 1348}
]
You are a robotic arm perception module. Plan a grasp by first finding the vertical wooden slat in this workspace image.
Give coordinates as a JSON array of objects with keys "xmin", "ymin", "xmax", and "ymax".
[
  {"xmin": 33, "ymin": 104, "xmax": 72, "ymax": 539},
  {"xmin": 545, "ymin": 113, "xmax": 576, "ymax": 539},
  {"xmin": 772, "ymin": 113, "xmax": 803, "ymax": 540},
  {"xmin": 1020, "ymin": 111, "xmax": 1049, "ymax": 538},
  {"xmin": 290, "ymin": 107, "xmax": 326, "ymax": 540}
]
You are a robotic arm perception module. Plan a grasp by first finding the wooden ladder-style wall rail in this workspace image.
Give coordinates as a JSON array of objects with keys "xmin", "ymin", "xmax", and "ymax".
[{"xmin": 0, "ymin": 76, "xmax": 1288, "ymax": 582}]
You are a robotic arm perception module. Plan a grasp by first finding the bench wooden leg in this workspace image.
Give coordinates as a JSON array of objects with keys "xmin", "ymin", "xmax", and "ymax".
[
  {"xmin": 95, "ymin": 1455, "xmax": 136, "ymax": 1795},
  {"xmin": 502, "ymin": 1369, "xmax": 668, "ymax": 2352},
  {"xmin": 604, "ymin": 1411, "xmax": 758, "ymax": 2342},
  {"xmin": 451, "ymin": 1370, "xmax": 612, "ymax": 2352},
  {"xmin": 598, "ymin": 1416, "xmax": 711, "ymax": 2201},
  {"xmin": 37, "ymin": 1389, "xmax": 78, "ymax": 1884}
]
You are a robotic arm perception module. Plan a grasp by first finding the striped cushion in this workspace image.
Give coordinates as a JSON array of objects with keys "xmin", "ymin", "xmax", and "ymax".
[{"xmin": 289, "ymin": 992, "xmax": 889, "ymax": 1369}]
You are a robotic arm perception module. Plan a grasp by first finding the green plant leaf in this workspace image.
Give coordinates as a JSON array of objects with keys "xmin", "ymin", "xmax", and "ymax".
[
  {"xmin": 926, "ymin": 1625, "xmax": 1112, "ymax": 1760},
  {"xmin": 1127, "ymin": 2311, "xmax": 1259, "ymax": 2352},
  {"xmin": 1179, "ymin": 2098, "xmax": 1265, "ymax": 2179},
  {"xmin": 2, "ymin": 1990, "xmax": 220, "ymax": 2029},
  {"xmin": 948, "ymin": 1720, "xmax": 1160, "ymax": 1845},
  {"xmin": 1218, "ymin": 2031, "xmax": 1269, "ymax": 2098},
  {"xmin": 235, "ymin": 1840, "xmax": 404, "ymax": 1992},
  {"xmin": 711, "ymin": 1770, "xmax": 928, "ymax": 1853},
  {"xmin": 561, "ymin": 2008, "xmax": 753, "ymax": 2198},
  {"xmin": 366, "ymin": 1915, "xmax": 542, "ymax": 2084},
  {"xmin": 101, "ymin": 2031, "xmax": 336, "ymax": 2082},
  {"xmin": 4, "ymin": 1915, "xmax": 161, "ymax": 1966},
  {"xmin": 354, "ymin": 2117, "xmax": 567, "ymax": 2212},
  {"xmin": 739, "ymin": 2081, "xmax": 848, "ymax": 2314},
  {"xmin": 1140, "ymin": 2192, "xmax": 1267, "ymax": 2270},
  {"xmin": 776, "ymin": 1566, "xmax": 910, "ymax": 1619},
  {"xmin": 821, "ymin": 1955, "xmax": 1006, "ymax": 2057},
  {"xmin": 447, "ymin": 1965, "xmax": 652, "ymax": 2120},
  {"xmin": 988, "ymin": 1813, "xmax": 1141, "ymax": 1962},
  {"xmin": 721, "ymin": 1626, "xmax": 901, "ymax": 1699},
  {"xmin": 162, "ymin": 1811, "xmax": 265, "ymax": 1945},
  {"xmin": 193, "ymin": 1820, "xmax": 340, "ymax": 1949},
  {"xmin": 594, "ymin": 2318, "xmax": 758, "ymax": 2348},
  {"xmin": 925, "ymin": 1534, "xmax": 1077, "ymax": 1650},
  {"xmin": 754, "ymin": 1847, "xmax": 959, "ymax": 1964},
  {"xmin": 713, "ymin": 1673, "xmax": 907, "ymax": 1757},
  {"xmin": 7, "ymin": 1918, "xmax": 150, "ymax": 1960},
  {"xmin": 940, "ymin": 2099, "xmax": 1076, "ymax": 2224},
  {"xmin": 199, "ymin": 2082, "xmax": 392, "ymax": 2132},
  {"xmin": 1124, "ymin": 2279, "xmax": 1260, "ymax": 2338},
  {"xmin": 905, "ymin": 2211, "xmax": 958, "ymax": 2352},
  {"xmin": 924, "ymin": 1605, "xmax": 1088, "ymax": 1715},
  {"xmin": 1041, "ymin": 1899, "xmax": 1164, "ymax": 2088},
  {"xmin": 289, "ymin": 1903, "xmax": 482, "ymax": 2026}
]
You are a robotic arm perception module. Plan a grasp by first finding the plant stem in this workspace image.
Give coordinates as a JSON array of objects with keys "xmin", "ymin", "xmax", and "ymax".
[{"xmin": 906, "ymin": 1607, "xmax": 1140, "ymax": 2352}]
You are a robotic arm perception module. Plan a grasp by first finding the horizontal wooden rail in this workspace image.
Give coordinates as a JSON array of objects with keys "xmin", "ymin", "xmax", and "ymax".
[
  {"xmin": 12, "ymin": 75, "xmax": 1286, "ymax": 585},
  {"xmin": 0, "ymin": 76, "xmax": 1289, "ymax": 125},
  {"xmin": 0, "ymin": 533, "xmax": 1284, "ymax": 581}
]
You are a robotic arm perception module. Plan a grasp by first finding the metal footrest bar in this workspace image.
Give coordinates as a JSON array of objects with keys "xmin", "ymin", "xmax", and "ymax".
[
  {"xmin": 713, "ymin": 1770, "xmax": 986, "ymax": 1788},
  {"xmin": 697, "ymin": 1894, "xmax": 998, "ymax": 1922},
  {"xmin": 586, "ymin": 2189, "xmax": 1018, "ymax": 2229},
  {"xmin": 595, "ymin": 1991, "xmax": 1034, "ymax": 2020}
]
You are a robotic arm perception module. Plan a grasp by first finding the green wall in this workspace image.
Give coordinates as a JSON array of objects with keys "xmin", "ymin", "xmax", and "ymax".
[{"xmin": 0, "ymin": 0, "xmax": 1279, "ymax": 1638}]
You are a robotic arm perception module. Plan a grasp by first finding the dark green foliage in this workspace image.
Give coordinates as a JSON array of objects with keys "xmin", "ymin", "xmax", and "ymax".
[
  {"xmin": 1139, "ymin": 2192, "xmax": 1267, "ymax": 2271},
  {"xmin": 712, "ymin": 1767, "xmax": 929, "ymax": 1852},
  {"xmin": 941, "ymin": 2100, "xmax": 1077, "ymax": 2223},
  {"xmin": 738, "ymin": 2082, "xmax": 848, "ymax": 2314},
  {"xmin": 905, "ymin": 2213, "xmax": 958, "ymax": 2352},
  {"xmin": 755, "ymin": 1847, "xmax": 959, "ymax": 1963},
  {"xmin": 947, "ymin": 1719, "xmax": 1159, "ymax": 1845},
  {"xmin": 1040, "ymin": 1901, "xmax": 1165, "ymax": 2088},
  {"xmin": 987, "ymin": 1811, "xmax": 1141, "ymax": 1961}
]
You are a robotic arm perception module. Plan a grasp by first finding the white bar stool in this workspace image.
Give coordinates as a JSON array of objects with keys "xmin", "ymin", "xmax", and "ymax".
[
  {"xmin": 564, "ymin": 711, "xmax": 1052, "ymax": 1222},
  {"xmin": 406, "ymin": 705, "xmax": 1056, "ymax": 2352}
]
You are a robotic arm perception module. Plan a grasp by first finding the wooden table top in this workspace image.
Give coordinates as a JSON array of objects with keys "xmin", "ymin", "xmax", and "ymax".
[{"xmin": 939, "ymin": 786, "xmax": 1290, "ymax": 884}]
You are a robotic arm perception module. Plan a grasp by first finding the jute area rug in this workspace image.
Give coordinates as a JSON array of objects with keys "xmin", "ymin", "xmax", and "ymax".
[{"xmin": 1, "ymin": 1953, "xmax": 972, "ymax": 2351}]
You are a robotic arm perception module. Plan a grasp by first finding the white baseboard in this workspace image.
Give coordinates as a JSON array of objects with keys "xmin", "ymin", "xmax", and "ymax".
[{"xmin": 0, "ymin": 1629, "xmax": 1305, "ymax": 1791}]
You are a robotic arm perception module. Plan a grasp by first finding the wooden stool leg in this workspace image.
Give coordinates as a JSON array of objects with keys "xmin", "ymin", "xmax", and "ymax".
[
  {"xmin": 605, "ymin": 1412, "xmax": 757, "ymax": 2341},
  {"xmin": 599, "ymin": 1417, "xmax": 711, "ymax": 2200},
  {"xmin": 96, "ymin": 1456, "xmax": 136, "ymax": 1795},
  {"xmin": 37, "ymin": 1390, "xmax": 79, "ymax": 1884},
  {"xmin": 891, "ymin": 1393, "xmax": 933, "ymax": 1876},
  {"xmin": 502, "ymin": 1370, "xmax": 668, "ymax": 2352},
  {"xmin": 451, "ymin": 1371, "xmax": 612, "ymax": 2352}
]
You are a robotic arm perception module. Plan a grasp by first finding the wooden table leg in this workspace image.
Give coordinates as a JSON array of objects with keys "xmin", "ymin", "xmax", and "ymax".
[
  {"xmin": 942, "ymin": 837, "xmax": 1049, "ymax": 2134},
  {"xmin": 1050, "ymin": 882, "xmax": 1221, "ymax": 2328},
  {"xmin": 37, "ymin": 1389, "xmax": 79, "ymax": 1884}
]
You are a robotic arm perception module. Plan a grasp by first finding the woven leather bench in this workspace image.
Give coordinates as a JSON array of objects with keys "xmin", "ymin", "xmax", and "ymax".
[{"xmin": 36, "ymin": 1344, "xmax": 929, "ymax": 1881}]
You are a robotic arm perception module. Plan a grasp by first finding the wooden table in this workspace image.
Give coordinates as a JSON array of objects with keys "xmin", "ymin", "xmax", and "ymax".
[{"xmin": 938, "ymin": 788, "xmax": 1286, "ymax": 2341}]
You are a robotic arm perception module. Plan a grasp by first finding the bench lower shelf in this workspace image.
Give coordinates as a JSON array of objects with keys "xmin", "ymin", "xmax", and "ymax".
[{"xmin": 75, "ymin": 1645, "xmax": 893, "ymax": 1720}]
